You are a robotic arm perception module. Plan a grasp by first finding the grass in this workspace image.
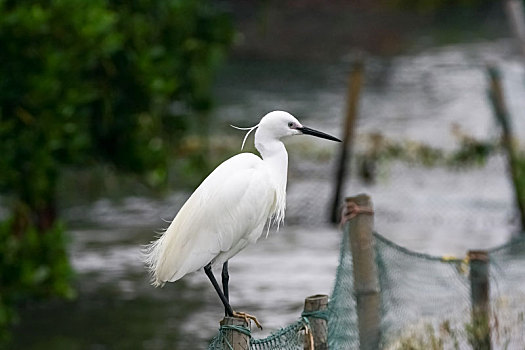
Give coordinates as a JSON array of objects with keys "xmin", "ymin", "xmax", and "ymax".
[{"xmin": 385, "ymin": 299, "xmax": 525, "ymax": 350}]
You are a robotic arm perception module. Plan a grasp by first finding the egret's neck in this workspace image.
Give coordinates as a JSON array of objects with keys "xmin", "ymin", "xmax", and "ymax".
[
  {"xmin": 254, "ymin": 133, "xmax": 288, "ymax": 189},
  {"xmin": 254, "ymin": 132, "xmax": 288, "ymax": 226}
]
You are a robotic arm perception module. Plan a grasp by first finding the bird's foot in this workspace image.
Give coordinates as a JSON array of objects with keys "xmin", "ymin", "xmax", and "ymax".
[
  {"xmin": 233, "ymin": 311, "xmax": 263, "ymax": 330},
  {"xmin": 340, "ymin": 201, "xmax": 374, "ymax": 226}
]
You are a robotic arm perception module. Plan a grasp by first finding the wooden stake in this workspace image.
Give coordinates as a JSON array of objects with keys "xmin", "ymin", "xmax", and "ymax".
[
  {"xmin": 330, "ymin": 59, "xmax": 365, "ymax": 223},
  {"xmin": 504, "ymin": 0, "xmax": 525, "ymax": 63},
  {"xmin": 346, "ymin": 194, "xmax": 380, "ymax": 350},
  {"xmin": 303, "ymin": 294, "xmax": 329, "ymax": 350},
  {"xmin": 487, "ymin": 65, "xmax": 525, "ymax": 232},
  {"xmin": 468, "ymin": 250, "xmax": 491, "ymax": 350},
  {"xmin": 220, "ymin": 316, "xmax": 250, "ymax": 350}
]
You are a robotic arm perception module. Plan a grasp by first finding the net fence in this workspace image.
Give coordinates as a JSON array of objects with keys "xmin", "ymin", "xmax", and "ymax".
[{"xmin": 208, "ymin": 221, "xmax": 525, "ymax": 350}]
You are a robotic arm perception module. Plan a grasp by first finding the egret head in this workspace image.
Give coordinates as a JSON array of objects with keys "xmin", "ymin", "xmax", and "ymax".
[
  {"xmin": 258, "ymin": 111, "xmax": 302, "ymax": 139},
  {"xmin": 259, "ymin": 110, "xmax": 341, "ymax": 142},
  {"xmin": 232, "ymin": 110, "xmax": 341, "ymax": 150}
]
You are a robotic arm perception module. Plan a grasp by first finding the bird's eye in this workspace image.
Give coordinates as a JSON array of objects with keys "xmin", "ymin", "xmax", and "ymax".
[{"xmin": 288, "ymin": 122, "xmax": 294, "ymax": 128}]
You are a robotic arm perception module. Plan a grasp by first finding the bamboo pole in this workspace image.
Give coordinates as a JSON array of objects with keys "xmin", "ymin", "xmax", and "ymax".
[
  {"xmin": 345, "ymin": 194, "xmax": 380, "ymax": 350},
  {"xmin": 468, "ymin": 250, "xmax": 491, "ymax": 350},
  {"xmin": 487, "ymin": 65, "xmax": 525, "ymax": 232},
  {"xmin": 330, "ymin": 60, "xmax": 365, "ymax": 223},
  {"xmin": 220, "ymin": 316, "xmax": 250, "ymax": 350},
  {"xmin": 303, "ymin": 294, "xmax": 329, "ymax": 350}
]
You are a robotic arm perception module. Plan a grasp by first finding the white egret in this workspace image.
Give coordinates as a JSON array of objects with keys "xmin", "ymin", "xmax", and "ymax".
[{"xmin": 143, "ymin": 110, "xmax": 340, "ymax": 325}]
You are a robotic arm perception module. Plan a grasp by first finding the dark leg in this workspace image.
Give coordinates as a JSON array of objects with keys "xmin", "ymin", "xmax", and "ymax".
[
  {"xmin": 222, "ymin": 261, "xmax": 229, "ymax": 316},
  {"xmin": 204, "ymin": 263, "xmax": 233, "ymax": 316}
]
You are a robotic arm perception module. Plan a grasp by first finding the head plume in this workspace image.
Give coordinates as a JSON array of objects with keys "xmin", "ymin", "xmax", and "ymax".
[{"xmin": 230, "ymin": 123, "xmax": 259, "ymax": 150}]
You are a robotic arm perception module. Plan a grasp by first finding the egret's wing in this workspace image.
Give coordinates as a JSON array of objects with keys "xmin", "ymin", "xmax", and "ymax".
[{"xmin": 144, "ymin": 153, "xmax": 275, "ymax": 286}]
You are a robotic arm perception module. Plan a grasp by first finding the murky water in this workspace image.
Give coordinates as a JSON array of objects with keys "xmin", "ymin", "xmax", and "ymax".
[{"xmin": 12, "ymin": 39, "xmax": 525, "ymax": 349}]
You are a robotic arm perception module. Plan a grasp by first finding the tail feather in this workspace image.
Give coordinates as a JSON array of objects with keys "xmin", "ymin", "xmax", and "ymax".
[
  {"xmin": 142, "ymin": 209, "xmax": 204, "ymax": 286},
  {"xmin": 142, "ymin": 234, "xmax": 166, "ymax": 287}
]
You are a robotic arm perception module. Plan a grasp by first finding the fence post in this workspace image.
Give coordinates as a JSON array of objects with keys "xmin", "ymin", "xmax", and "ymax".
[
  {"xmin": 220, "ymin": 316, "xmax": 250, "ymax": 350},
  {"xmin": 503, "ymin": 0, "xmax": 525, "ymax": 63},
  {"xmin": 346, "ymin": 194, "xmax": 380, "ymax": 350},
  {"xmin": 487, "ymin": 65, "xmax": 525, "ymax": 233},
  {"xmin": 303, "ymin": 294, "xmax": 329, "ymax": 350},
  {"xmin": 330, "ymin": 59, "xmax": 365, "ymax": 223},
  {"xmin": 468, "ymin": 250, "xmax": 491, "ymax": 350}
]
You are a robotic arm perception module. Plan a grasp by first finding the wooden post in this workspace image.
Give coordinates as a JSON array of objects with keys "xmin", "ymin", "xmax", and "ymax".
[
  {"xmin": 220, "ymin": 316, "xmax": 250, "ymax": 350},
  {"xmin": 303, "ymin": 294, "xmax": 329, "ymax": 350},
  {"xmin": 346, "ymin": 194, "xmax": 380, "ymax": 350},
  {"xmin": 504, "ymin": 0, "xmax": 525, "ymax": 63},
  {"xmin": 468, "ymin": 250, "xmax": 491, "ymax": 350},
  {"xmin": 330, "ymin": 59, "xmax": 365, "ymax": 223},
  {"xmin": 487, "ymin": 65, "xmax": 525, "ymax": 232}
]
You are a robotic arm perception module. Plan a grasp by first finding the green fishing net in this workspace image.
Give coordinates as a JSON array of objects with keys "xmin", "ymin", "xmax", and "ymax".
[{"xmin": 209, "ymin": 223, "xmax": 525, "ymax": 349}]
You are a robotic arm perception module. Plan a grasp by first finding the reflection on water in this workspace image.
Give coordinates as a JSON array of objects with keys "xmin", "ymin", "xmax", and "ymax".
[{"xmin": 12, "ymin": 39, "xmax": 525, "ymax": 349}]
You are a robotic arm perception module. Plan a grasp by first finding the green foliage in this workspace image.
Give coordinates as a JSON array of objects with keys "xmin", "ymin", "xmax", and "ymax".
[
  {"xmin": 357, "ymin": 132, "xmax": 498, "ymax": 177},
  {"xmin": 390, "ymin": 318, "xmax": 492, "ymax": 350},
  {"xmin": 389, "ymin": 321, "xmax": 463, "ymax": 350},
  {"xmin": 465, "ymin": 316, "xmax": 491, "ymax": 350},
  {"xmin": 395, "ymin": 324, "xmax": 450, "ymax": 350},
  {"xmin": 0, "ymin": 219, "xmax": 74, "ymax": 344},
  {"xmin": 0, "ymin": 0, "xmax": 233, "ymax": 343},
  {"xmin": 0, "ymin": 0, "xmax": 233, "ymax": 209}
]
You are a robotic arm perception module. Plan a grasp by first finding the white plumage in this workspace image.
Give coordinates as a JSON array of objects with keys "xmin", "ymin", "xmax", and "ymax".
[
  {"xmin": 144, "ymin": 153, "xmax": 277, "ymax": 286},
  {"xmin": 143, "ymin": 110, "xmax": 340, "ymax": 299}
]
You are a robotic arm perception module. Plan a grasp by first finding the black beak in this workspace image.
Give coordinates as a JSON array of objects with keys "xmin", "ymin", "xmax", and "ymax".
[{"xmin": 298, "ymin": 126, "xmax": 341, "ymax": 142}]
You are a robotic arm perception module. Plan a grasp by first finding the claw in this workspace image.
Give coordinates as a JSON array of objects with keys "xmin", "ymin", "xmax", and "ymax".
[{"xmin": 233, "ymin": 311, "xmax": 263, "ymax": 330}]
